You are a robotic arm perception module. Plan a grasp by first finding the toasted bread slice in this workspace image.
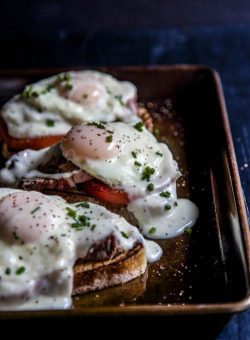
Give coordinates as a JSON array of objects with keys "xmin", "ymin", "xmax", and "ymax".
[{"xmin": 73, "ymin": 244, "xmax": 146, "ymax": 295}]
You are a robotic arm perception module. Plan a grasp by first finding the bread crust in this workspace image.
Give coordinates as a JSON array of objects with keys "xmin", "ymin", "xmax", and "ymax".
[{"xmin": 73, "ymin": 244, "xmax": 146, "ymax": 295}]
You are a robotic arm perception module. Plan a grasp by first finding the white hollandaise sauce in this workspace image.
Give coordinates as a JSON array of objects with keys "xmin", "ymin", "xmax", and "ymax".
[{"xmin": 0, "ymin": 188, "xmax": 161, "ymax": 311}]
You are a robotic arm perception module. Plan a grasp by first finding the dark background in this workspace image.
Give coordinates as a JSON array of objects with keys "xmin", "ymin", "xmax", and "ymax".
[
  {"xmin": 0, "ymin": 1, "xmax": 250, "ymax": 338},
  {"xmin": 2, "ymin": 0, "xmax": 250, "ymax": 31}
]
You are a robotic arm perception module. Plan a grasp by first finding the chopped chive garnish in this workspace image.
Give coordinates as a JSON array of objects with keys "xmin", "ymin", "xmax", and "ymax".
[
  {"xmin": 159, "ymin": 191, "xmax": 171, "ymax": 198},
  {"xmin": 5, "ymin": 268, "xmax": 11, "ymax": 275},
  {"xmin": 141, "ymin": 166, "xmax": 155, "ymax": 181},
  {"xmin": 46, "ymin": 119, "xmax": 55, "ymax": 127},
  {"xmin": 46, "ymin": 83, "xmax": 55, "ymax": 92},
  {"xmin": 76, "ymin": 202, "xmax": 90, "ymax": 208},
  {"xmin": 87, "ymin": 122, "xmax": 106, "ymax": 129},
  {"xmin": 31, "ymin": 206, "xmax": 40, "ymax": 214},
  {"xmin": 147, "ymin": 183, "xmax": 154, "ymax": 191},
  {"xmin": 156, "ymin": 151, "xmax": 163, "ymax": 157},
  {"xmin": 56, "ymin": 73, "xmax": 73, "ymax": 91},
  {"xmin": 70, "ymin": 223, "xmax": 84, "ymax": 230},
  {"xmin": 165, "ymin": 204, "xmax": 172, "ymax": 210},
  {"xmin": 134, "ymin": 161, "xmax": 142, "ymax": 167},
  {"xmin": 121, "ymin": 231, "xmax": 129, "ymax": 239},
  {"xmin": 106, "ymin": 135, "xmax": 113, "ymax": 143},
  {"xmin": 149, "ymin": 227, "xmax": 156, "ymax": 234},
  {"xmin": 115, "ymin": 94, "xmax": 125, "ymax": 106},
  {"xmin": 64, "ymin": 83, "xmax": 73, "ymax": 91},
  {"xmin": 174, "ymin": 201, "xmax": 178, "ymax": 207},
  {"xmin": 59, "ymin": 73, "xmax": 71, "ymax": 82},
  {"xmin": 16, "ymin": 267, "xmax": 25, "ymax": 275},
  {"xmin": 78, "ymin": 215, "xmax": 90, "ymax": 226},
  {"xmin": 21, "ymin": 85, "xmax": 39, "ymax": 99},
  {"xmin": 66, "ymin": 207, "xmax": 77, "ymax": 220},
  {"xmin": 134, "ymin": 122, "xmax": 144, "ymax": 132},
  {"xmin": 185, "ymin": 227, "xmax": 192, "ymax": 234},
  {"xmin": 131, "ymin": 151, "xmax": 137, "ymax": 158},
  {"xmin": 91, "ymin": 224, "xmax": 96, "ymax": 231}
]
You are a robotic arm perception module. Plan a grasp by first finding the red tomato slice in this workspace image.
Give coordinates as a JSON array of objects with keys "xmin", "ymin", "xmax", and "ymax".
[
  {"xmin": 82, "ymin": 180, "xmax": 129, "ymax": 205},
  {"xmin": 0, "ymin": 117, "xmax": 64, "ymax": 151}
]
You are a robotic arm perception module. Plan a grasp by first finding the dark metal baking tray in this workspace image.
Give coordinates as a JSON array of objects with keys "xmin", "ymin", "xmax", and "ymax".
[{"xmin": 0, "ymin": 65, "xmax": 249, "ymax": 318}]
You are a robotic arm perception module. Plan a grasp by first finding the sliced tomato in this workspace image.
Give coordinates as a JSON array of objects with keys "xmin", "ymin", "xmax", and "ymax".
[
  {"xmin": 0, "ymin": 117, "xmax": 64, "ymax": 151},
  {"xmin": 82, "ymin": 180, "xmax": 129, "ymax": 205}
]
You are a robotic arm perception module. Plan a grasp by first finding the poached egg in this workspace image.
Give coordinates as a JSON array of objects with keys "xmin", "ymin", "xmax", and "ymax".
[
  {"xmin": 1, "ymin": 70, "xmax": 137, "ymax": 139},
  {"xmin": 0, "ymin": 188, "xmax": 161, "ymax": 311},
  {"xmin": 61, "ymin": 122, "xmax": 199, "ymax": 239}
]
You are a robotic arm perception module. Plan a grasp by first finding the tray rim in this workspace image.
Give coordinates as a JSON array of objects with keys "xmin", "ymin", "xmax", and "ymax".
[{"xmin": 0, "ymin": 64, "xmax": 249, "ymax": 318}]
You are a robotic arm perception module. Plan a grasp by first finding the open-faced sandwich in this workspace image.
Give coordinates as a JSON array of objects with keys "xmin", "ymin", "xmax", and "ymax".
[
  {"xmin": 0, "ymin": 188, "xmax": 161, "ymax": 310},
  {"xmin": 0, "ymin": 121, "xmax": 199, "ymax": 239},
  {"xmin": 0, "ymin": 70, "xmax": 152, "ymax": 156}
]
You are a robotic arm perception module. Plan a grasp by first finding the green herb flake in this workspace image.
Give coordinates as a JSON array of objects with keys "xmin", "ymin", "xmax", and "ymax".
[
  {"xmin": 66, "ymin": 207, "xmax": 77, "ymax": 220},
  {"xmin": 57, "ymin": 73, "xmax": 72, "ymax": 82},
  {"xmin": 185, "ymin": 227, "xmax": 192, "ymax": 234},
  {"xmin": 16, "ymin": 267, "xmax": 25, "ymax": 275},
  {"xmin": 30, "ymin": 206, "xmax": 41, "ymax": 214},
  {"xmin": 165, "ymin": 204, "xmax": 172, "ymax": 210},
  {"xmin": 21, "ymin": 85, "xmax": 39, "ymax": 99},
  {"xmin": 70, "ymin": 223, "xmax": 84, "ymax": 230},
  {"xmin": 78, "ymin": 214, "xmax": 90, "ymax": 226},
  {"xmin": 131, "ymin": 151, "xmax": 137, "ymax": 158},
  {"xmin": 46, "ymin": 119, "xmax": 55, "ymax": 127},
  {"xmin": 134, "ymin": 161, "xmax": 142, "ymax": 167},
  {"xmin": 141, "ymin": 166, "xmax": 155, "ymax": 181},
  {"xmin": 5, "ymin": 268, "xmax": 11, "ymax": 275},
  {"xmin": 174, "ymin": 201, "xmax": 178, "ymax": 207},
  {"xmin": 121, "ymin": 231, "xmax": 129, "ymax": 239},
  {"xmin": 147, "ymin": 183, "xmax": 154, "ymax": 191},
  {"xmin": 149, "ymin": 227, "xmax": 156, "ymax": 235},
  {"xmin": 106, "ymin": 135, "xmax": 113, "ymax": 143},
  {"xmin": 46, "ymin": 83, "xmax": 55, "ymax": 92},
  {"xmin": 91, "ymin": 224, "xmax": 96, "ymax": 231},
  {"xmin": 76, "ymin": 202, "xmax": 90, "ymax": 208},
  {"xmin": 87, "ymin": 122, "xmax": 106, "ymax": 129},
  {"xmin": 156, "ymin": 151, "xmax": 163, "ymax": 157},
  {"xmin": 64, "ymin": 83, "xmax": 73, "ymax": 91},
  {"xmin": 115, "ymin": 94, "xmax": 125, "ymax": 106},
  {"xmin": 133, "ymin": 122, "xmax": 144, "ymax": 132},
  {"xmin": 159, "ymin": 191, "xmax": 171, "ymax": 198}
]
